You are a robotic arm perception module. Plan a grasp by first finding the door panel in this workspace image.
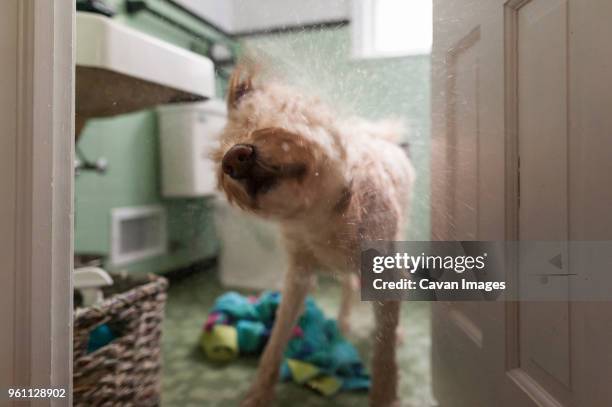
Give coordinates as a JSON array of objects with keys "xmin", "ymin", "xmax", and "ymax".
[
  {"xmin": 515, "ymin": 0, "xmax": 571, "ymax": 401},
  {"xmin": 517, "ymin": 0, "xmax": 568, "ymax": 240},
  {"xmin": 446, "ymin": 26, "xmax": 481, "ymax": 240}
]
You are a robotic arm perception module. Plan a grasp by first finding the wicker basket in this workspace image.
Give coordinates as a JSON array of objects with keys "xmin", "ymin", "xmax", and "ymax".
[{"xmin": 73, "ymin": 275, "xmax": 169, "ymax": 407}]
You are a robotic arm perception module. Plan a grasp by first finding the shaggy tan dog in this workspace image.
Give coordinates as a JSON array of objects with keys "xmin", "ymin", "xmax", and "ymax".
[{"xmin": 213, "ymin": 65, "xmax": 415, "ymax": 407}]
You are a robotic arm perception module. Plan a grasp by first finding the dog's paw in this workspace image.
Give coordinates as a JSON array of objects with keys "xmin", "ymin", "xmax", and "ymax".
[{"xmin": 240, "ymin": 388, "xmax": 275, "ymax": 407}]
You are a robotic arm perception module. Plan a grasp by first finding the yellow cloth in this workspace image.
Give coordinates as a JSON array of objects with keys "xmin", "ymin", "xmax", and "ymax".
[
  {"xmin": 201, "ymin": 325, "xmax": 238, "ymax": 362},
  {"xmin": 286, "ymin": 358, "xmax": 343, "ymax": 396},
  {"xmin": 286, "ymin": 359, "xmax": 320, "ymax": 384},
  {"xmin": 306, "ymin": 375, "xmax": 343, "ymax": 396}
]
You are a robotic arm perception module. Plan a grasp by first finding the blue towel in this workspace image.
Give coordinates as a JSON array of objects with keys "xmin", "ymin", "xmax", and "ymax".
[{"xmin": 202, "ymin": 291, "xmax": 370, "ymax": 395}]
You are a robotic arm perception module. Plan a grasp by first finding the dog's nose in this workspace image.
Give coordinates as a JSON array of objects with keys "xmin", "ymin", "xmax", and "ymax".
[{"xmin": 222, "ymin": 144, "xmax": 255, "ymax": 179}]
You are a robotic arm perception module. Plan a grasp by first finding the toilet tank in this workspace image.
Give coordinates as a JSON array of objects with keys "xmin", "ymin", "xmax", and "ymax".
[{"xmin": 157, "ymin": 100, "xmax": 226, "ymax": 197}]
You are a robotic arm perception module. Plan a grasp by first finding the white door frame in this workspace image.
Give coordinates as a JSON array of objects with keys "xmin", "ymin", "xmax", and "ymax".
[{"xmin": 1, "ymin": 1, "xmax": 74, "ymax": 405}]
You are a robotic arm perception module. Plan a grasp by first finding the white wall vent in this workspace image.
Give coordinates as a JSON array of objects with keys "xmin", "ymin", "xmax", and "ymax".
[{"xmin": 110, "ymin": 205, "xmax": 167, "ymax": 266}]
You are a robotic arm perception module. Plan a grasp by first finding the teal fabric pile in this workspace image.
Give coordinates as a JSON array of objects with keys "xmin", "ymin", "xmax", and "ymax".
[{"xmin": 201, "ymin": 291, "xmax": 370, "ymax": 396}]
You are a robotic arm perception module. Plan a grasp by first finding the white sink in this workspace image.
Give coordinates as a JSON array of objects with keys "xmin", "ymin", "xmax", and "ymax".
[{"xmin": 76, "ymin": 12, "xmax": 216, "ymax": 135}]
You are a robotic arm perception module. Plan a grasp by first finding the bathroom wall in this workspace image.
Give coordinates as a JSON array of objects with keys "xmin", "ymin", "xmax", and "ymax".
[
  {"xmin": 75, "ymin": 112, "xmax": 218, "ymax": 274},
  {"xmin": 174, "ymin": 0, "xmax": 234, "ymax": 32},
  {"xmin": 173, "ymin": 0, "xmax": 350, "ymax": 33},
  {"xmin": 241, "ymin": 29, "xmax": 431, "ymax": 239},
  {"xmin": 231, "ymin": 0, "xmax": 350, "ymax": 33}
]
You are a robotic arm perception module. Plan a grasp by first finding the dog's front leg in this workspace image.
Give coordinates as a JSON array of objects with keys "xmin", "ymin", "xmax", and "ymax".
[
  {"xmin": 370, "ymin": 300, "xmax": 401, "ymax": 407},
  {"xmin": 338, "ymin": 273, "xmax": 359, "ymax": 335},
  {"xmin": 241, "ymin": 253, "xmax": 315, "ymax": 407}
]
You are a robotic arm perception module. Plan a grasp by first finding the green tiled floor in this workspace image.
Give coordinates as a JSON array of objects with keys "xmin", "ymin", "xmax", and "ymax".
[{"xmin": 161, "ymin": 269, "xmax": 435, "ymax": 406}]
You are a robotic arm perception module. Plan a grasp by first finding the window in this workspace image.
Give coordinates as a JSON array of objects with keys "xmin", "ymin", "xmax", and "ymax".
[{"xmin": 353, "ymin": 0, "xmax": 433, "ymax": 58}]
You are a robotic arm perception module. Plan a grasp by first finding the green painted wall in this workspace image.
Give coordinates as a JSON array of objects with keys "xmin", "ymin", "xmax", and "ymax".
[
  {"xmin": 75, "ymin": 111, "xmax": 218, "ymax": 274},
  {"xmin": 243, "ymin": 29, "xmax": 431, "ymax": 239}
]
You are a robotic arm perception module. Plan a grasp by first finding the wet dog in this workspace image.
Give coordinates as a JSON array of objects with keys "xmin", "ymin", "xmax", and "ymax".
[{"xmin": 213, "ymin": 64, "xmax": 415, "ymax": 406}]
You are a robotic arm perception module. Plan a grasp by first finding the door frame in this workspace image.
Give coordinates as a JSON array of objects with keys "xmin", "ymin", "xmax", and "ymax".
[{"xmin": 1, "ymin": 0, "xmax": 74, "ymax": 404}]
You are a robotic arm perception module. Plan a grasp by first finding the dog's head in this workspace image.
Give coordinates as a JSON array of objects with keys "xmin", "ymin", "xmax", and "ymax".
[{"xmin": 213, "ymin": 66, "xmax": 351, "ymax": 220}]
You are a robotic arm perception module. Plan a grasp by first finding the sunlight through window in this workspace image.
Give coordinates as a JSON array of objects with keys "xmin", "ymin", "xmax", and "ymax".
[{"xmin": 353, "ymin": 0, "xmax": 433, "ymax": 58}]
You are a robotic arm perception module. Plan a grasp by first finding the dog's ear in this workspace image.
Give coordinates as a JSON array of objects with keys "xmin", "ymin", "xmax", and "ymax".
[{"xmin": 227, "ymin": 66, "xmax": 254, "ymax": 110}]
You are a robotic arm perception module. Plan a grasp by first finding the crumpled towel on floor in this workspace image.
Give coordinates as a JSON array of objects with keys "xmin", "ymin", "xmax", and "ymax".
[{"xmin": 200, "ymin": 291, "xmax": 370, "ymax": 396}]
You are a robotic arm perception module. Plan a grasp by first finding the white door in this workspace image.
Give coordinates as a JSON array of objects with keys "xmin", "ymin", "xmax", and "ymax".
[{"xmin": 431, "ymin": 1, "xmax": 612, "ymax": 406}]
